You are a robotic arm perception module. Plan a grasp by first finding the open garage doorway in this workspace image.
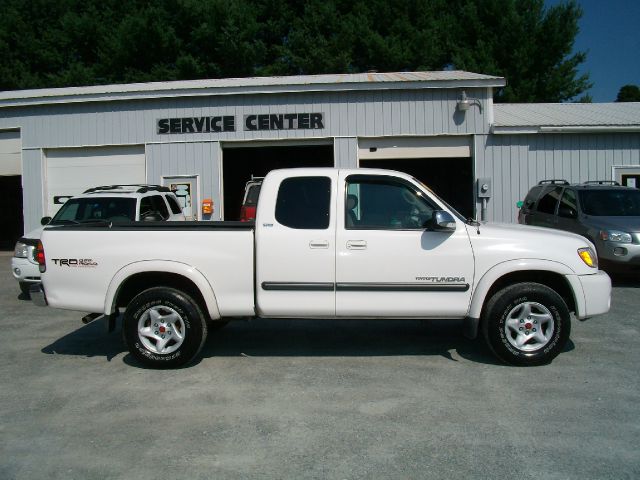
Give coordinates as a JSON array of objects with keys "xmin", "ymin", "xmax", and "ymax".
[
  {"xmin": 359, "ymin": 158, "xmax": 474, "ymax": 219},
  {"xmin": 222, "ymin": 144, "xmax": 334, "ymax": 220},
  {"xmin": 0, "ymin": 176, "xmax": 23, "ymax": 249}
]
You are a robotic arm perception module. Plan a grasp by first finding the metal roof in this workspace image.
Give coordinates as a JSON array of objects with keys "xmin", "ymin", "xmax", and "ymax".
[
  {"xmin": 0, "ymin": 71, "xmax": 505, "ymax": 108},
  {"xmin": 493, "ymin": 102, "xmax": 640, "ymax": 133}
]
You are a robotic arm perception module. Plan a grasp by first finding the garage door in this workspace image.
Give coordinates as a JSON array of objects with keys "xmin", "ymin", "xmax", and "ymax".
[
  {"xmin": 0, "ymin": 130, "xmax": 21, "ymax": 176},
  {"xmin": 359, "ymin": 136, "xmax": 474, "ymax": 218},
  {"xmin": 46, "ymin": 146, "xmax": 146, "ymax": 216}
]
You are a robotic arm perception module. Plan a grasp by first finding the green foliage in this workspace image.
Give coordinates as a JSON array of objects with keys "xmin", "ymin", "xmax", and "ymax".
[
  {"xmin": 0, "ymin": 0, "xmax": 590, "ymax": 102},
  {"xmin": 616, "ymin": 85, "xmax": 640, "ymax": 102}
]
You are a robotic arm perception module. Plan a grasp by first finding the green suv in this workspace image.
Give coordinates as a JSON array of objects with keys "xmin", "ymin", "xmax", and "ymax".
[{"xmin": 518, "ymin": 180, "xmax": 640, "ymax": 274}]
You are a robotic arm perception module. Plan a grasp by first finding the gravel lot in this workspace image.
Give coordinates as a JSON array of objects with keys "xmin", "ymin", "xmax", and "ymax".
[{"xmin": 1, "ymin": 250, "xmax": 639, "ymax": 480}]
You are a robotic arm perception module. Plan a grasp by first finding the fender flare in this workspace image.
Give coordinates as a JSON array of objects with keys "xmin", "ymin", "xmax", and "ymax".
[
  {"xmin": 468, "ymin": 258, "xmax": 577, "ymax": 320},
  {"xmin": 104, "ymin": 260, "xmax": 222, "ymax": 320}
]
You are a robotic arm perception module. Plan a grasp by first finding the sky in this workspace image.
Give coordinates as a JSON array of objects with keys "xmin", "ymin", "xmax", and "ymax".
[{"xmin": 545, "ymin": 0, "xmax": 640, "ymax": 102}]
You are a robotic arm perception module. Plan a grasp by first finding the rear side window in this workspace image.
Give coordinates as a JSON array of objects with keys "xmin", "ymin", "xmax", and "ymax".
[
  {"xmin": 166, "ymin": 195, "xmax": 183, "ymax": 215},
  {"xmin": 522, "ymin": 186, "xmax": 543, "ymax": 210},
  {"xmin": 140, "ymin": 195, "xmax": 170, "ymax": 219},
  {"xmin": 536, "ymin": 186, "xmax": 563, "ymax": 214},
  {"xmin": 275, "ymin": 177, "xmax": 331, "ymax": 229}
]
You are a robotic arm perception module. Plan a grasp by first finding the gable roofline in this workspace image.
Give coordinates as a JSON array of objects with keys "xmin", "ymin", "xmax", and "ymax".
[{"xmin": 0, "ymin": 71, "xmax": 505, "ymax": 109}]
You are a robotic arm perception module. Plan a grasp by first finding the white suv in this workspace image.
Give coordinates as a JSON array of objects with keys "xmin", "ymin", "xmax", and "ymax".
[{"xmin": 12, "ymin": 185, "xmax": 185, "ymax": 296}]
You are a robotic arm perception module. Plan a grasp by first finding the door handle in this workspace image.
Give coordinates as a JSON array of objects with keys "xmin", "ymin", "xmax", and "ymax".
[
  {"xmin": 309, "ymin": 240, "xmax": 329, "ymax": 249},
  {"xmin": 346, "ymin": 240, "xmax": 367, "ymax": 250}
]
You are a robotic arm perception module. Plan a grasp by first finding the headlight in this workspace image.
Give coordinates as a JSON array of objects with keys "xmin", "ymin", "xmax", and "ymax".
[
  {"xmin": 578, "ymin": 247, "xmax": 598, "ymax": 268},
  {"xmin": 599, "ymin": 230, "xmax": 633, "ymax": 243},
  {"xmin": 14, "ymin": 242, "xmax": 29, "ymax": 258}
]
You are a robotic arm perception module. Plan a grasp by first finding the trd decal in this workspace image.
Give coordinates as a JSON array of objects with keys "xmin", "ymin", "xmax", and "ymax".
[{"xmin": 52, "ymin": 259, "xmax": 98, "ymax": 267}]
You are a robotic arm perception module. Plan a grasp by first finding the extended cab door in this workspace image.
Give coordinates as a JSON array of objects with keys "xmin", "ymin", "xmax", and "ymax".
[
  {"xmin": 255, "ymin": 170, "xmax": 337, "ymax": 317},
  {"xmin": 335, "ymin": 172, "xmax": 474, "ymax": 318}
]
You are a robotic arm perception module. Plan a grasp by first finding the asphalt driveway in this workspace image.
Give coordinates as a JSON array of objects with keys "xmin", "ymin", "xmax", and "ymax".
[{"xmin": 0, "ymin": 250, "xmax": 638, "ymax": 479}]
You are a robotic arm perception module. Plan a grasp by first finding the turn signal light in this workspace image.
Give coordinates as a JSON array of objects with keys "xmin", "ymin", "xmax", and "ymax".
[
  {"xmin": 578, "ymin": 247, "xmax": 597, "ymax": 268},
  {"xmin": 36, "ymin": 241, "xmax": 46, "ymax": 273}
]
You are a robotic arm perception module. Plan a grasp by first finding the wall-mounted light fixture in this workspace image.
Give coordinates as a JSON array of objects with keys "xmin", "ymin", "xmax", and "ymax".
[{"xmin": 457, "ymin": 90, "xmax": 483, "ymax": 114}]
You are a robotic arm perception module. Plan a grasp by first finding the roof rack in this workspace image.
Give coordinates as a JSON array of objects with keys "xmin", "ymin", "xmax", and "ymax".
[
  {"xmin": 83, "ymin": 184, "xmax": 170, "ymax": 194},
  {"xmin": 537, "ymin": 179, "xmax": 569, "ymax": 185},
  {"xmin": 582, "ymin": 180, "xmax": 621, "ymax": 186}
]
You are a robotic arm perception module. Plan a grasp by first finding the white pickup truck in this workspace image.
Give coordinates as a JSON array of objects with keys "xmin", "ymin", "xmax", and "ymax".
[{"xmin": 33, "ymin": 168, "xmax": 611, "ymax": 368}]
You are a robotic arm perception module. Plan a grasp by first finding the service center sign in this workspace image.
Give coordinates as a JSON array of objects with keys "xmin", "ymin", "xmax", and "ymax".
[{"xmin": 157, "ymin": 113, "xmax": 324, "ymax": 134}]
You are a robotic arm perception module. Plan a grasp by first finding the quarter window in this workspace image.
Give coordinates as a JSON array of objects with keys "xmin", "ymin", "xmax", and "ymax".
[
  {"xmin": 140, "ymin": 195, "xmax": 170, "ymax": 219},
  {"xmin": 536, "ymin": 186, "xmax": 562, "ymax": 215},
  {"xmin": 166, "ymin": 195, "xmax": 183, "ymax": 215},
  {"xmin": 275, "ymin": 177, "xmax": 331, "ymax": 229}
]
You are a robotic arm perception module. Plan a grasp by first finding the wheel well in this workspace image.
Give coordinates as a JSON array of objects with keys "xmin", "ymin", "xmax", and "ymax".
[
  {"xmin": 114, "ymin": 272, "xmax": 208, "ymax": 315},
  {"xmin": 482, "ymin": 270, "xmax": 576, "ymax": 316}
]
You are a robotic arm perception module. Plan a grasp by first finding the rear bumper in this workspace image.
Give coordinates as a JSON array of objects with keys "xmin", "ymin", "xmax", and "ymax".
[
  {"xmin": 11, "ymin": 256, "xmax": 41, "ymax": 283},
  {"xmin": 30, "ymin": 284, "xmax": 48, "ymax": 307},
  {"xmin": 567, "ymin": 271, "xmax": 611, "ymax": 319}
]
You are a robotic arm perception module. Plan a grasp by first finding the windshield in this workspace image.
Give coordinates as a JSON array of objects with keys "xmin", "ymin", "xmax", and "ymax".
[
  {"xmin": 579, "ymin": 189, "xmax": 640, "ymax": 216},
  {"xmin": 51, "ymin": 197, "xmax": 137, "ymax": 224}
]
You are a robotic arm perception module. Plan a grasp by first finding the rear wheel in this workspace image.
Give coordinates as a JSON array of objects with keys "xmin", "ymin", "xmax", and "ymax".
[
  {"xmin": 482, "ymin": 282, "xmax": 570, "ymax": 366},
  {"xmin": 123, "ymin": 287, "xmax": 208, "ymax": 368}
]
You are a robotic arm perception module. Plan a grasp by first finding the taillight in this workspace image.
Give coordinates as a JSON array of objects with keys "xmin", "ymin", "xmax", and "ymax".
[
  {"xmin": 36, "ymin": 241, "xmax": 46, "ymax": 273},
  {"xmin": 240, "ymin": 205, "xmax": 257, "ymax": 222}
]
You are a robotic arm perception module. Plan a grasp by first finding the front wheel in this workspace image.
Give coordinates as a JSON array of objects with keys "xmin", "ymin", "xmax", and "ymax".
[
  {"xmin": 481, "ymin": 282, "xmax": 570, "ymax": 366},
  {"xmin": 123, "ymin": 287, "xmax": 208, "ymax": 368},
  {"xmin": 19, "ymin": 282, "xmax": 32, "ymax": 297}
]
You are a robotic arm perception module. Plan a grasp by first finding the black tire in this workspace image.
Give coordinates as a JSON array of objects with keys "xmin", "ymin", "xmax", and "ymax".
[
  {"xmin": 123, "ymin": 287, "xmax": 208, "ymax": 368},
  {"xmin": 19, "ymin": 282, "xmax": 31, "ymax": 297},
  {"xmin": 481, "ymin": 282, "xmax": 571, "ymax": 366}
]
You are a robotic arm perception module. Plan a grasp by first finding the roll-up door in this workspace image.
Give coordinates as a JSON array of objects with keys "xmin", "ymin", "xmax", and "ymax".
[{"xmin": 45, "ymin": 146, "xmax": 145, "ymax": 216}]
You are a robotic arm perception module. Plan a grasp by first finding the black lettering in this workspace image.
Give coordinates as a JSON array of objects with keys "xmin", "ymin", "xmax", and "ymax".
[
  {"xmin": 69, "ymin": 259, "xmax": 78, "ymax": 266},
  {"xmin": 194, "ymin": 117, "xmax": 206, "ymax": 133},
  {"xmin": 284, "ymin": 113, "xmax": 297, "ymax": 129},
  {"xmin": 223, "ymin": 116, "xmax": 235, "ymax": 132},
  {"xmin": 182, "ymin": 118, "xmax": 194, "ymax": 133},
  {"xmin": 258, "ymin": 114, "xmax": 269, "ymax": 130},
  {"xmin": 60, "ymin": 259, "xmax": 69, "ymax": 266},
  {"xmin": 245, "ymin": 115, "xmax": 257, "ymax": 131},
  {"xmin": 169, "ymin": 118, "xmax": 181, "ymax": 134},
  {"xmin": 211, "ymin": 116, "xmax": 222, "ymax": 132},
  {"xmin": 270, "ymin": 114, "xmax": 283, "ymax": 130},
  {"xmin": 298, "ymin": 113, "xmax": 310, "ymax": 129},
  {"xmin": 311, "ymin": 113, "xmax": 324, "ymax": 129},
  {"xmin": 158, "ymin": 119, "xmax": 169, "ymax": 134}
]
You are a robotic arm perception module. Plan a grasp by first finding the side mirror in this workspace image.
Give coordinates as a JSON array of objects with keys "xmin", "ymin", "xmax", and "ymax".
[
  {"xmin": 426, "ymin": 210, "xmax": 456, "ymax": 232},
  {"xmin": 558, "ymin": 205, "xmax": 578, "ymax": 219},
  {"xmin": 40, "ymin": 217, "xmax": 52, "ymax": 226}
]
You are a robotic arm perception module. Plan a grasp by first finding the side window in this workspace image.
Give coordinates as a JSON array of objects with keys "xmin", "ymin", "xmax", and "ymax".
[
  {"xmin": 523, "ymin": 186, "xmax": 543, "ymax": 210},
  {"xmin": 346, "ymin": 176, "xmax": 437, "ymax": 230},
  {"xmin": 558, "ymin": 188, "xmax": 578, "ymax": 218},
  {"xmin": 166, "ymin": 195, "xmax": 183, "ymax": 215},
  {"xmin": 140, "ymin": 195, "xmax": 169, "ymax": 219},
  {"xmin": 275, "ymin": 177, "xmax": 331, "ymax": 229},
  {"xmin": 536, "ymin": 186, "xmax": 562, "ymax": 215}
]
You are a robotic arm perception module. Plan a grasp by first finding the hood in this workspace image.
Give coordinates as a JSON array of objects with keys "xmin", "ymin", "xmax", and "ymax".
[
  {"xmin": 466, "ymin": 222, "xmax": 597, "ymax": 275},
  {"xmin": 581, "ymin": 216, "xmax": 640, "ymax": 232}
]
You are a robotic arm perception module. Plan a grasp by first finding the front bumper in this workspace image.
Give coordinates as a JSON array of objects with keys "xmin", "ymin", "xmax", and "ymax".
[
  {"xmin": 11, "ymin": 256, "xmax": 41, "ymax": 283},
  {"xmin": 597, "ymin": 240, "xmax": 640, "ymax": 269},
  {"xmin": 29, "ymin": 284, "xmax": 48, "ymax": 307},
  {"xmin": 567, "ymin": 271, "xmax": 611, "ymax": 319}
]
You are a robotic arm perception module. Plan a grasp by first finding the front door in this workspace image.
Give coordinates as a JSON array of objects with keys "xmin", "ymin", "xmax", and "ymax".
[
  {"xmin": 255, "ymin": 171, "xmax": 337, "ymax": 317},
  {"xmin": 335, "ymin": 173, "xmax": 474, "ymax": 318}
]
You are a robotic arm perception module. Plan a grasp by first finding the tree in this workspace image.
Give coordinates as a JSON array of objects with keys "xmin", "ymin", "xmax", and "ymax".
[
  {"xmin": 616, "ymin": 85, "xmax": 640, "ymax": 102},
  {"xmin": 0, "ymin": 0, "xmax": 590, "ymax": 103}
]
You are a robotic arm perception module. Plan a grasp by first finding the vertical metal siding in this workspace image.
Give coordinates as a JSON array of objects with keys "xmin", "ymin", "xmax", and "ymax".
[
  {"xmin": 21, "ymin": 149, "xmax": 44, "ymax": 232},
  {"xmin": 479, "ymin": 132, "xmax": 640, "ymax": 223},
  {"xmin": 334, "ymin": 138, "xmax": 357, "ymax": 168},
  {"xmin": 146, "ymin": 141, "xmax": 222, "ymax": 220}
]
